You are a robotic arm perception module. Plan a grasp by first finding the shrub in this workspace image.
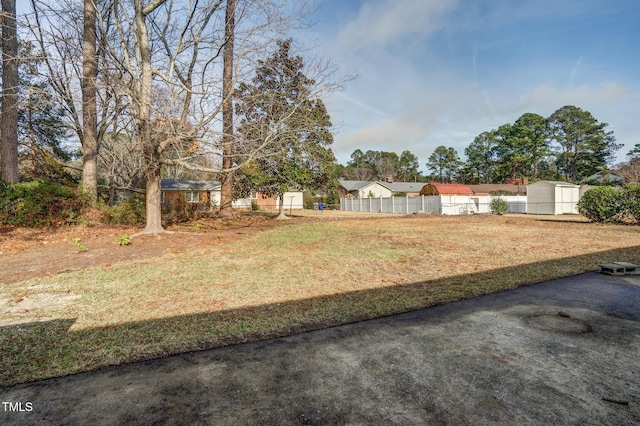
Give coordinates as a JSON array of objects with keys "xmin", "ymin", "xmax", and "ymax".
[
  {"xmin": 621, "ymin": 185, "xmax": 640, "ymax": 223},
  {"xmin": 115, "ymin": 234, "xmax": 132, "ymax": 246},
  {"xmin": 160, "ymin": 195, "xmax": 214, "ymax": 224},
  {"xmin": 0, "ymin": 180, "xmax": 87, "ymax": 227},
  {"xmin": 100, "ymin": 197, "xmax": 146, "ymax": 225},
  {"xmin": 577, "ymin": 186, "xmax": 623, "ymax": 223},
  {"xmin": 490, "ymin": 197, "xmax": 509, "ymax": 215}
]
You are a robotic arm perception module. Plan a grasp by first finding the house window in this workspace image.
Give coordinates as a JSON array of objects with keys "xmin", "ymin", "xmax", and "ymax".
[
  {"xmin": 185, "ymin": 191, "xmax": 200, "ymax": 203},
  {"xmin": 251, "ymin": 191, "xmax": 258, "ymax": 199}
]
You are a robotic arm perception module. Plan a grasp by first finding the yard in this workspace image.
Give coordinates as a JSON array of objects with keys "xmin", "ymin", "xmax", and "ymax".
[{"xmin": 1, "ymin": 211, "xmax": 640, "ymax": 387}]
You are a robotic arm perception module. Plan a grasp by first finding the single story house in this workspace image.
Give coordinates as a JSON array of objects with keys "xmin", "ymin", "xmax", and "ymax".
[
  {"xmin": 161, "ymin": 179, "xmax": 251, "ymax": 210},
  {"xmin": 526, "ymin": 180, "xmax": 580, "ymax": 215},
  {"xmin": 338, "ymin": 180, "xmax": 393, "ymax": 199},
  {"xmin": 384, "ymin": 182, "xmax": 425, "ymax": 196}
]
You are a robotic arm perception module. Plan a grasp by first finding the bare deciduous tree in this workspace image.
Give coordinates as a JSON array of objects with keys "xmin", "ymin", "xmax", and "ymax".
[
  {"xmin": 82, "ymin": 0, "xmax": 98, "ymax": 200},
  {"xmin": 218, "ymin": 0, "xmax": 235, "ymax": 219},
  {"xmin": 28, "ymin": 0, "xmax": 126, "ymax": 193},
  {"xmin": 617, "ymin": 159, "xmax": 640, "ymax": 185},
  {"xmin": 27, "ymin": 0, "xmax": 343, "ymax": 233}
]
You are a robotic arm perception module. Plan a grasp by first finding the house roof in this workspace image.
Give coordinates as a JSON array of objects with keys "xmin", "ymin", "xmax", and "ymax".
[
  {"xmin": 338, "ymin": 180, "xmax": 375, "ymax": 191},
  {"xmin": 339, "ymin": 180, "xmax": 428, "ymax": 193},
  {"xmin": 338, "ymin": 180, "xmax": 396, "ymax": 192},
  {"xmin": 421, "ymin": 183, "xmax": 474, "ymax": 195},
  {"xmin": 384, "ymin": 182, "xmax": 425, "ymax": 193},
  {"xmin": 161, "ymin": 179, "xmax": 221, "ymax": 191},
  {"xmin": 582, "ymin": 172, "xmax": 624, "ymax": 183}
]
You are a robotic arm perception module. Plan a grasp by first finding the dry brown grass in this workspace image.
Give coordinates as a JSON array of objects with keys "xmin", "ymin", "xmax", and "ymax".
[{"xmin": 1, "ymin": 213, "xmax": 639, "ymax": 386}]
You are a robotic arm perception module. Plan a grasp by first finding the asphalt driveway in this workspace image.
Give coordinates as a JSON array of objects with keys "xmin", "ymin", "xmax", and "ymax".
[{"xmin": 1, "ymin": 272, "xmax": 639, "ymax": 425}]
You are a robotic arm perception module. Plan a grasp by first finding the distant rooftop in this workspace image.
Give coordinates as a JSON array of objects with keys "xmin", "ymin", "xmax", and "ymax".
[{"xmin": 161, "ymin": 179, "xmax": 221, "ymax": 191}]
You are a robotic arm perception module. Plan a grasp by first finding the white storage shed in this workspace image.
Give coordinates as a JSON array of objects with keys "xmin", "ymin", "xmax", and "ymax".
[
  {"xmin": 526, "ymin": 181, "xmax": 580, "ymax": 215},
  {"xmin": 275, "ymin": 192, "xmax": 304, "ymax": 210}
]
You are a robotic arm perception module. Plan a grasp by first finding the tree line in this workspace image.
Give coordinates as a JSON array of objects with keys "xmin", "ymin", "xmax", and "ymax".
[
  {"xmin": 0, "ymin": 0, "xmax": 341, "ymax": 230},
  {"xmin": 339, "ymin": 106, "xmax": 633, "ymax": 185}
]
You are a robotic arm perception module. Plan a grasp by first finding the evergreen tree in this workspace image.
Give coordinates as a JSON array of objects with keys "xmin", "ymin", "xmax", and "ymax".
[
  {"xmin": 426, "ymin": 146, "xmax": 461, "ymax": 183},
  {"xmin": 511, "ymin": 112, "xmax": 549, "ymax": 179},
  {"xmin": 234, "ymin": 39, "xmax": 335, "ymax": 218},
  {"xmin": 547, "ymin": 105, "xmax": 621, "ymax": 182},
  {"xmin": 464, "ymin": 131, "xmax": 498, "ymax": 183},
  {"xmin": 627, "ymin": 143, "xmax": 640, "ymax": 160},
  {"xmin": 343, "ymin": 149, "xmax": 423, "ymax": 181},
  {"xmin": 2, "ymin": 42, "xmax": 74, "ymax": 182},
  {"xmin": 397, "ymin": 150, "xmax": 421, "ymax": 182}
]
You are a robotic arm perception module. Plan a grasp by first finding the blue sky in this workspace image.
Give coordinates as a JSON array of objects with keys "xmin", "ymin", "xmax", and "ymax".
[{"xmin": 307, "ymin": 0, "xmax": 640, "ymax": 170}]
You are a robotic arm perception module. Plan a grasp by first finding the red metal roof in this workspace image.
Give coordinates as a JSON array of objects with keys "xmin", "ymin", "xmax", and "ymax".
[{"xmin": 420, "ymin": 183, "xmax": 474, "ymax": 195}]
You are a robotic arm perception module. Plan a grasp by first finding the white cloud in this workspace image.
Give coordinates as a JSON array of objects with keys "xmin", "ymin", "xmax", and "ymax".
[
  {"xmin": 319, "ymin": 0, "xmax": 640, "ymax": 167},
  {"xmin": 522, "ymin": 82, "xmax": 631, "ymax": 109},
  {"xmin": 336, "ymin": 0, "xmax": 458, "ymax": 51}
]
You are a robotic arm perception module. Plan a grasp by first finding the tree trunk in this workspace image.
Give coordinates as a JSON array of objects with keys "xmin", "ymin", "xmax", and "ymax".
[
  {"xmin": 275, "ymin": 192, "xmax": 289, "ymax": 220},
  {"xmin": 218, "ymin": 0, "xmax": 235, "ymax": 219},
  {"xmin": 143, "ymin": 149, "xmax": 164, "ymax": 233},
  {"xmin": 136, "ymin": 0, "xmax": 165, "ymax": 234},
  {"xmin": 0, "ymin": 0, "xmax": 19, "ymax": 184},
  {"xmin": 81, "ymin": 0, "xmax": 99, "ymax": 201}
]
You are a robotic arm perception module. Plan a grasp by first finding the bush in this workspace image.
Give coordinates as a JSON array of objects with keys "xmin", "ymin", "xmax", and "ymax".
[
  {"xmin": 621, "ymin": 185, "xmax": 640, "ymax": 223},
  {"xmin": 490, "ymin": 197, "xmax": 509, "ymax": 215},
  {"xmin": 100, "ymin": 197, "xmax": 146, "ymax": 225},
  {"xmin": 577, "ymin": 186, "xmax": 623, "ymax": 223},
  {"xmin": 0, "ymin": 179, "xmax": 87, "ymax": 227},
  {"xmin": 162, "ymin": 196, "xmax": 211, "ymax": 224}
]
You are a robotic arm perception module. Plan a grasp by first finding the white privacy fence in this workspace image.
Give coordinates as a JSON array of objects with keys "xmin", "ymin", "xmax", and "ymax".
[{"xmin": 340, "ymin": 195, "xmax": 529, "ymax": 215}]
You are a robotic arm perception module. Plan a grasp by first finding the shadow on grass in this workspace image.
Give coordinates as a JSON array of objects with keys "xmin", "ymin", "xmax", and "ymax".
[{"xmin": 2, "ymin": 245, "xmax": 639, "ymax": 387}]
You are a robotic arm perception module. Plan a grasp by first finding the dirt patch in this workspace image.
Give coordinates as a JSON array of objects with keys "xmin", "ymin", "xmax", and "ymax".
[
  {"xmin": 0, "ymin": 293, "xmax": 81, "ymax": 326},
  {"xmin": 0, "ymin": 213, "xmax": 292, "ymax": 285}
]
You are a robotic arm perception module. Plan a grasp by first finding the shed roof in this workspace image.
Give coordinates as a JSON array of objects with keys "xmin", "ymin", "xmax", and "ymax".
[
  {"xmin": 527, "ymin": 180, "xmax": 580, "ymax": 188},
  {"xmin": 161, "ymin": 179, "xmax": 221, "ymax": 191},
  {"xmin": 420, "ymin": 183, "xmax": 474, "ymax": 195}
]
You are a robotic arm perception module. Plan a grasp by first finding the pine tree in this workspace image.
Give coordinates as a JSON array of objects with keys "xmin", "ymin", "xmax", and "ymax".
[
  {"xmin": 234, "ymin": 39, "xmax": 335, "ymax": 219},
  {"xmin": 547, "ymin": 105, "xmax": 621, "ymax": 182}
]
